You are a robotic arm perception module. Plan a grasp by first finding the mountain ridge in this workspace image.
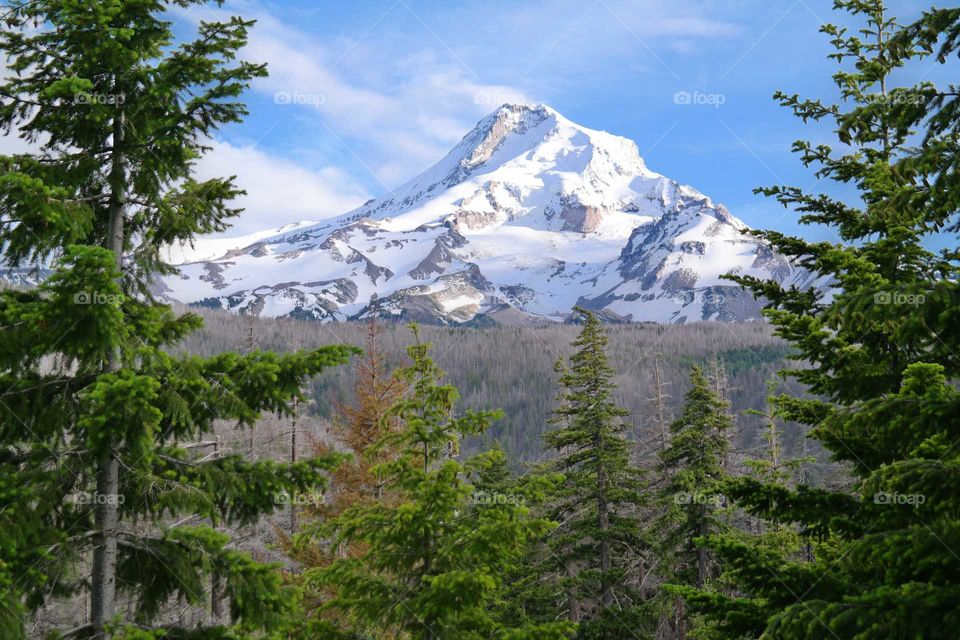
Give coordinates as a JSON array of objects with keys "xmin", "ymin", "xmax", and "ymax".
[{"xmin": 161, "ymin": 104, "xmax": 813, "ymax": 324}]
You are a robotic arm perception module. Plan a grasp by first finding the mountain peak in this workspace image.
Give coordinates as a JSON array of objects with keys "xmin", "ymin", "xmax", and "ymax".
[
  {"xmin": 162, "ymin": 106, "xmax": 811, "ymax": 325},
  {"xmin": 452, "ymin": 103, "xmax": 558, "ymax": 175},
  {"xmin": 491, "ymin": 101, "xmax": 555, "ymax": 115},
  {"xmin": 334, "ymin": 104, "xmax": 658, "ymax": 233},
  {"xmin": 482, "ymin": 102, "xmax": 566, "ymax": 128}
]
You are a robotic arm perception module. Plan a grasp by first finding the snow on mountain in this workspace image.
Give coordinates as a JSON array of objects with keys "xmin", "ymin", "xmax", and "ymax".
[
  {"xmin": 160, "ymin": 104, "xmax": 812, "ymax": 324},
  {"xmin": 162, "ymin": 220, "xmax": 320, "ymax": 265}
]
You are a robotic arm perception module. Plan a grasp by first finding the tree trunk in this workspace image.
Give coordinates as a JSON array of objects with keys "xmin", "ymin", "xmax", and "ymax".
[
  {"xmin": 696, "ymin": 504, "xmax": 708, "ymax": 589},
  {"xmin": 675, "ymin": 596, "xmax": 687, "ymax": 640},
  {"xmin": 210, "ymin": 573, "xmax": 224, "ymax": 622},
  {"xmin": 290, "ymin": 400, "xmax": 298, "ymax": 534},
  {"xmin": 599, "ymin": 499, "xmax": 612, "ymax": 607},
  {"xmin": 91, "ymin": 452, "xmax": 119, "ymax": 632},
  {"xmin": 638, "ymin": 555, "xmax": 649, "ymax": 601},
  {"xmin": 566, "ymin": 559, "xmax": 580, "ymax": 623},
  {"xmin": 91, "ymin": 94, "xmax": 126, "ymax": 635},
  {"xmin": 654, "ymin": 355, "xmax": 667, "ymax": 450},
  {"xmin": 597, "ymin": 442, "xmax": 612, "ymax": 608}
]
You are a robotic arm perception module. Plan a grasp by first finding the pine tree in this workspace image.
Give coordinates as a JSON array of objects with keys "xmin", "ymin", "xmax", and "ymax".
[
  {"xmin": 741, "ymin": 377, "xmax": 813, "ymax": 488},
  {"xmin": 469, "ymin": 440, "xmax": 513, "ymax": 498},
  {"xmin": 306, "ymin": 327, "xmax": 572, "ymax": 640},
  {"xmin": 321, "ymin": 319, "xmax": 406, "ymax": 516},
  {"xmin": 0, "ymin": 2, "xmax": 357, "ymax": 637},
  {"xmin": 652, "ymin": 366, "xmax": 732, "ymax": 640},
  {"xmin": 286, "ymin": 320, "xmax": 405, "ymax": 620},
  {"xmin": 470, "ymin": 443, "xmax": 572, "ymax": 634},
  {"xmin": 678, "ymin": 2, "xmax": 960, "ymax": 638},
  {"xmin": 542, "ymin": 307, "xmax": 649, "ymax": 638}
]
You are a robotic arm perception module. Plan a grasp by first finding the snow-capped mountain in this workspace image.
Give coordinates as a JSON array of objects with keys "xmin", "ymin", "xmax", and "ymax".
[{"xmin": 160, "ymin": 104, "xmax": 811, "ymax": 324}]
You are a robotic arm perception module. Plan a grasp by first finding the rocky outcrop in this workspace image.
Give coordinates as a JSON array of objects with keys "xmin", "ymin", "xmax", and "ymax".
[{"xmin": 559, "ymin": 201, "xmax": 607, "ymax": 233}]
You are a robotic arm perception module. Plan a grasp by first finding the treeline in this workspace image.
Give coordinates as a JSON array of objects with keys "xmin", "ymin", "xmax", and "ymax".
[{"xmin": 173, "ymin": 309, "xmax": 812, "ymax": 464}]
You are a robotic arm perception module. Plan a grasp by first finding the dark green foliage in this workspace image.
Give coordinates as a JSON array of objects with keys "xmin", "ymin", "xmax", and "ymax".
[
  {"xmin": 679, "ymin": 2, "xmax": 960, "ymax": 638},
  {"xmin": 654, "ymin": 366, "xmax": 732, "ymax": 638},
  {"xmin": 305, "ymin": 327, "xmax": 572, "ymax": 640},
  {"xmin": 0, "ymin": 0, "xmax": 264, "ymax": 288},
  {"xmin": 541, "ymin": 307, "xmax": 650, "ymax": 637},
  {"xmin": 673, "ymin": 345, "xmax": 792, "ymax": 377},
  {"xmin": 0, "ymin": 1, "xmax": 358, "ymax": 637},
  {"xmin": 656, "ymin": 366, "xmax": 732, "ymax": 578}
]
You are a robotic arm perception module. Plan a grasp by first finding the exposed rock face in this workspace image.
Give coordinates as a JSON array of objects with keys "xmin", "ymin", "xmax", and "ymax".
[
  {"xmin": 449, "ymin": 105, "xmax": 553, "ymax": 184},
  {"xmin": 679, "ymin": 241, "xmax": 705, "ymax": 255},
  {"xmin": 364, "ymin": 259, "xmax": 393, "ymax": 284},
  {"xmin": 450, "ymin": 208, "xmax": 499, "ymax": 232},
  {"xmin": 559, "ymin": 201, "xmax": 607, "ymax": 233},
  {"xmin": 751, "ymin": 242, "xmax": 792, "ymax": 282},
  {"xmin": 409, "ymin": 238, "xmax": 454, "ymax": 280},
  {"xmin": 199, "ymin": 262, "xmax": 232, "ymax": 290},
  {"xmin": 158, "ymin": 104, "xmax": 816, "ymax": 324},
  {"xmin": 661, "ymin": 268, "xmax": 699, "ymax": 293}
]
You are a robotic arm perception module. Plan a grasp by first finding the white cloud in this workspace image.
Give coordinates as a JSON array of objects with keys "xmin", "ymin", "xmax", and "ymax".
[
  {"xmin": 0, "ymin": 129, "xmax": 37, "ymax": 155},
  {"xmin": 186, "ymin": 2, "xmax": 539, "ymax": 190},
  {"xmin": 4, "ymin": 0, "xmax": 746, "ymax": 241},
  {"xmin": 185, "ymin": 0, "xmax": 743, "ymax": 194},
  {"xmin": 195, "ymin": 140, "xmax": 370, "ymax": 236}
]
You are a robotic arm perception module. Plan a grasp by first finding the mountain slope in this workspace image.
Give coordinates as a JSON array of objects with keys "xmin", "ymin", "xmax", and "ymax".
[{"xmin": 161, "ymin": 104, "xmax": 812, "ymax": 324}]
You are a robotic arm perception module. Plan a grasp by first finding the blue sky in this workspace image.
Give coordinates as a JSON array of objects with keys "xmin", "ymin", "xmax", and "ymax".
[{"xmin": 177, "ymin": 0, "xmax": 950, "ymax": 240}]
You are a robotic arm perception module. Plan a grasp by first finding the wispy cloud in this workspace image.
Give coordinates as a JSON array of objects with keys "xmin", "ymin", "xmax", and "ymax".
[
  {"xmin": 195, "ymin": 140, "xmax": 371, "ymax": 235},
  {"xmin": 175, "ymin": 0, "xmax": 746, "ymax": 232},
  {"xmin": 190, "ymin": 3, "xmax": 534, "ymax": 189}
]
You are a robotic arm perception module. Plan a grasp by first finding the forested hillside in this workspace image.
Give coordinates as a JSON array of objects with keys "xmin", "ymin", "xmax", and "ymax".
[{"xmin": 175, "ymin": 308, "xmax": 813, "ymax": 464}]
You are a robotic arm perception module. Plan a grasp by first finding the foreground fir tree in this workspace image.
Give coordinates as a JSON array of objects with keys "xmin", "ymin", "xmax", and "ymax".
[
  {"xmin": 0, "ymin": 2, "xmax": 356, "ymax": 637},
  {"xmin": 542, "ymin": 308, "xmax": 649, "ymax": 638},
  {"xmin": 307, "ymin": 328, "xmax": 572, "ymax": 640},
  {"xmin": 470, "ymin": 442, "xmax": 576, "ymax": 633},
  {"xmin": 678, "ymin": 2, "xmax": 960, "ymax": 638},
  {"xmin": 473, "ymin": 441, "xmax": 571, "ymax": 631},
  {"xmin": 654, "ymin": 366, "xmax": 732, "ymax": 639}
]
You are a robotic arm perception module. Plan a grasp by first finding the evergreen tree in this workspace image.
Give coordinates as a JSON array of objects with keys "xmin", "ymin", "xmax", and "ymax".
[
  {"xmin": 542, "ymin": 307, "xmax": 649, "ymax": 638},
  {"xmin": 654, "ymin": 367, "xmax": 732, "ymax": 639},
  {"xmin": 471, "ymin": 443, "xmax": 572, "ymax": 633},
  {"xmin": 740, "ymin": 377, "xmax": 813, "ymax": 488},
  {"xmin": 678, "ymin": 2, "xmax": 960, "ymax": 638},
  {"xmin": 468, "ymin": 439, "xmax": 513, "ymax": 499},
  {"xmin": 311, "ymin": 319, "xmax": 405, "ymax": 537},
  {"xmin": 307, "ymin": 327, "xmax": 572, "ymax": 640},
  {"xmin": 286, "ymin": 320, "xmax": 405, "ymax": 620},
  {"xmin": 0, "ymin": 2, "xmax": 356, "ymax": 637}
]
